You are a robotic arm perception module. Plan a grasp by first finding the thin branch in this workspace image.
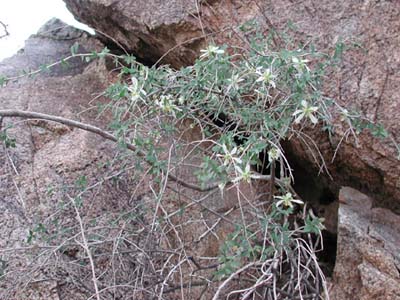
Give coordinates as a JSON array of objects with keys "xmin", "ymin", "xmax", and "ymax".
[
  {"xmin": 67, "ymin": 195, "xmax": 101, "ymax": 300},
  {"xmin": 212, "ymin": 262, "xmax": 257, "ymax": 300},
  {"xmin": 0, "ymin": 21, "xmax": 9, "ymax": 39},
  {"xmin": 0, "ymin": 109, "xmax": 284, "ymax": 194},
  {"xmin": 0, "ymin": 109, "xmax": 215, "ymax": 192}
]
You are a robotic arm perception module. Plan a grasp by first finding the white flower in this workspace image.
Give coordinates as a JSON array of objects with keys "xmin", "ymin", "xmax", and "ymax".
[
  {"xmin": 217, "ymin": 144, "xmax": 242, "ymax": 166},
  {"xmin": 178, "ymin": 96, "xmax": 185, "ymax": 105},
  {"xmin": 292, "ymin": 56, "xmax": 310, "ymax": 73},
  {"xmin": 131, "ymin": 76, "xmax": 138, "ymax": 88},
  {"xmin": 255, "ymin": 68, "xmax": 276, "ymax": 88},
  {"xmin": 199, "ymin": 45, "xmax": 224, "ymax": 59},
  {"xmin": 244, "ymin": 62, "xmax": 257, "ymax": 73},
  {"xmin": 155, "ymin": 94, "xmax": 181, "ymax": 117},
  {"xmin": 128, "ymin": 76, "xmax": 146, "ymax": 101},
  {"xmin": 227, "ymin": 74, "xmax": 244, "ymax": 92},
  {"xmin": 292, "ymin": 100, "xmax": 319, "ymax": 124},
  {"xmin": 268, "ymin": 147, "xmax": 280, "ymax": 163},
  {"xmin": 340, "ymin": 108, "xmax": 349, "ymax": 122},
  {"xmin": 275, "ymin": 192, "xmax": 304, "ymax": 208},
  {"xmin": 233, "ymin": 163, "xmax": 251, "ymax": 183}
]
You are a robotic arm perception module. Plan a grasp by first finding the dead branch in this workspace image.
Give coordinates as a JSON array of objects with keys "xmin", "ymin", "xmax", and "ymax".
[
  {"xmin": 0, "ymin": 109, "xmax": 216, "ymax": 192},
  {"xmin": 0, "ymin": 109, "xmax": 287, "ymax": 194},
  {"xmin": 0, "ymin": 21, "xmax": 9, "ymax": 39},
  {"xmin": 67, "ymin": 195, "xmax": 101, "ymax": 300}
]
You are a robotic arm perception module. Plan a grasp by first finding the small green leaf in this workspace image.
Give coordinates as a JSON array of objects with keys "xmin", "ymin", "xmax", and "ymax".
[
  {"xmin": 98, "ymin": 47, "xmax": 110, "ymax": 58},
  {"xmin": 70, "ymin": 42, "xmax": 79, "ymax": 55},
  {"xmin": 75, "ymin": 175, "xmax": 88, "ymax": 191},
  {"xmin": 370, "ymin": 123, "xmax": 388, "ymax": 138},
  {"xmin": 0, "ymin": 75, "xmax": 8, "ymax": 87}
]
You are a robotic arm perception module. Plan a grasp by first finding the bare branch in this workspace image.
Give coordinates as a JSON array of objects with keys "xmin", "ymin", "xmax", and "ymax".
[
  {"xmin": 0, "ymin": 21, "xmax": 9, "ymax": 39},
  {"xmin": 0, "ymin": 109, "xmax": 216, "ymax": 192},
  {"xmin": 0, "ymin": 109, "xmax": 290, "ymax": 196},
  {"xmin": 67, "ymin": 195, "xmax": 101, "ymax": 300}
]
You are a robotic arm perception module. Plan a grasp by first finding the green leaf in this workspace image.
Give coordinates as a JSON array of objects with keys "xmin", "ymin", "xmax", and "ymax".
[
  {"xmin": 75, "ymin": 175, "xmax": 88, "ymax": 191},
  {"xmin": 27, "ymin": 230, "xmax": 35, "ymax": 244},
  {"xmin": 122, "ymin": 55, "xmax": 136, "ymax": 65},
  {"xmin": 0, "ymin": 131, "xmax": 16, "ymax": 148},
  {"xmin": 98, "ymin": 47, "xmax": 110, "ymax": 58},
  {"xmin": 304, "ymin": 215, "xmax": 325, "ymax": 234},
  {"xmin": 370, "ymin": 123, "xmax": 388, "ymax": 138},
  {"xmin": 70, "ymin": 42, "xmax": 79, "ymax": 56},
  {"xmin": 333, "ymin": 41, "xmax": 345, "ymax": 61},
  {"xmin": 0, "ymin": 75, "xmax": 8, "ymax": 87}
]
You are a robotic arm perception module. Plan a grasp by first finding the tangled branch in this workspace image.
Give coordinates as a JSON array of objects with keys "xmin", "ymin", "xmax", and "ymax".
[
  {"xmin": 0, "ymin": 21, "xmax": 345, "ymax": 298},
  {"xmin": 0, "ymin": 109, "xmax": 288, "ymax": 194},
  {"xmin": 0, "ymin": 109, "xmax": 214, "ymax": 192}
]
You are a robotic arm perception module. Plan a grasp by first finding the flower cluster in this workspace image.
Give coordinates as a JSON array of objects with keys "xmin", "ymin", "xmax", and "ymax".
[
  {"xmin": 128, "ymin": 76, "xmax": 146, "ymax": 102},
  {"xmin": 155, "ymin": 94, "xmax": 182, "ymax": 117},
  {"xmin": 200, "ymin": 45, "xmax": 225, "ymax": 59},
  {"xmin": 293, "ymin": 100, "xmax": 319, "ymax": 124},
  {"xmin": 275, "ymin": 192, "xmax": 304, "ymax": 209}
]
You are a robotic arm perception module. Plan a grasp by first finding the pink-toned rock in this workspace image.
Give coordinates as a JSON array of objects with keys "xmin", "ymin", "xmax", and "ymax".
[
  {"xmin": 64, "ymin": 0, "xmax": 258, "ymax": 67},
  {"xmin": 331, "ymin": 187, "xmax": 400, "ymax": 300},
  {"xmin": 63, "ymin": 0, "xmax": 400, "ymax": 211},
  {"xmin": 0, "ymin": 18, "xmax": 113, "ymax": 299}
]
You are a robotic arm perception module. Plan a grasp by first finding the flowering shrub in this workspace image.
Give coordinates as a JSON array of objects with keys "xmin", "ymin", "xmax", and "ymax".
[{"xmin": 1, "ymin": 20, "xmax": 393, "ymax": 300}]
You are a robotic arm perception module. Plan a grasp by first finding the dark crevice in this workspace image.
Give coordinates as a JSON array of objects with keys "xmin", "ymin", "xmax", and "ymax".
[
  {"xmin": 100, "ymin": 37, "xmax": 156, "ymax": 67},
  {"xmin": 318, "ymin": 230, "xmax": 337, "ymax": 276},
  {"xmin": 210, "ymin": 112, "xmax": 236, "ymax": 131},
  {"xmin": 281, "ymin": 143, "xmax": 338, "ymax": 276},
  {"xmin": 185, "ymin": 90, "xmax": 340, "ymax": 277},
  {"xmin": 257, "ymin": 141, "xmax": 339, "ymax": 277}
]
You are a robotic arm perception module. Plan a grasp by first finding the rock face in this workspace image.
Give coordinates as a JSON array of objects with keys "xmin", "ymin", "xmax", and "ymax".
[
  {"xmin": 63, "ymin": 0, "xmax": 258, "ymax": 66},
  {"xmin": 0, "ymin": 19, "xmax": 115, "ymax": 299},
  {"xmin": 331, "ymin": 187, "xmax": 400, "ymax": 300},
  {"xmin": 64, "ymin": 0, "xmax": 400, "ymax": 211}
]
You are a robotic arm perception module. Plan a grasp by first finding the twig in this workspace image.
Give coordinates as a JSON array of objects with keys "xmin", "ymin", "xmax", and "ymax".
[
  {"xmin": 252, "ymin": 0, "xmax": 283, "ymax": 47},
  {"xmin": 163, "ymin": 280, "xmax": 209, "ymax": 293},
  {"xmin": 166, "ymin": 186, "xmax": 237, "ymax": 225},
  {"xmin": 157, "ymin": 258, "xmax": 188, "ymax": 299},
  {"xmin": 0, "ymin": 109, "xmax": 215, "ymax": 192},
  {"xmin": 0, "ymin": 21, "xmax": 9, "ymax": 39},
  {"xmin": 154, "ymin": 26, "xmax": 232, "ymax": 66},
  {"xmin": 0, "ymin": 110, "xmax": 286, "ymax": 194},
  {"xmin": 67, "ymin": 195, "xmax": 101, "ymax": 300},
  {"xmin": 3, "ymin": 53, "xmax": 118, "ymax": 83},
  {"xmin": 212, "ymin": 262, "xmax": 257, "ymax": 300},
  {"xmin": 269, "ymin": 160, "xmax": 275, "ymax": 202},
  {"xmin": 92, "ymin": 28, "xmax": 129, "ymax": 55}
]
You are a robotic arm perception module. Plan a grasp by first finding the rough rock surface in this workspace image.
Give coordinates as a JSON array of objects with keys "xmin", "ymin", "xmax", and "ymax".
[
  {"xmin": 0, "ymin": 18, "xmax": 114, "ymax": 299},
  {"xmin": 331, "ymin": 187, "xmax": 400, "ymax": 300},
  {"xmin": 64, "ymin": 0, "xmax": 258, "ymax": 66},
  {"xmin": 64, "ymin": 0, "xmax": 400, "ymax": 212}
]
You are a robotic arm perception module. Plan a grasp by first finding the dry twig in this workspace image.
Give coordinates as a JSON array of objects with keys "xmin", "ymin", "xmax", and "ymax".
[{"xmin": 0, "ymin": 21, "xmax": 9, "ymax": 39}]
